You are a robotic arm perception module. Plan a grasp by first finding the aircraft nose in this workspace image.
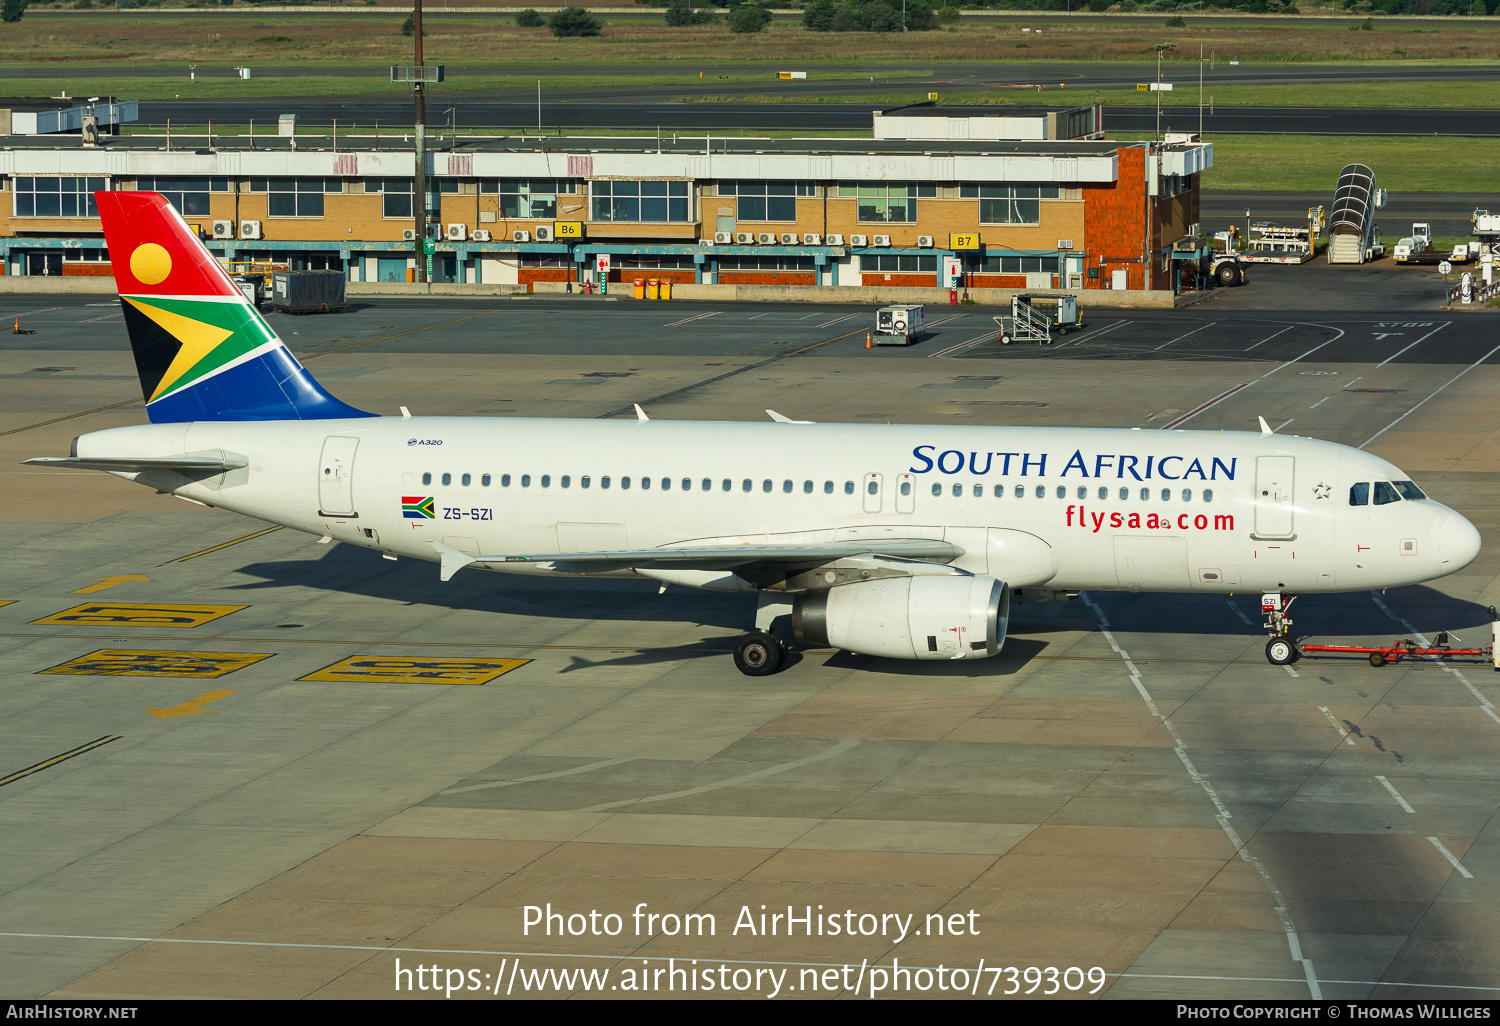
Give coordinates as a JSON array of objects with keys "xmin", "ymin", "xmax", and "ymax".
[{"xmin": 1439, "ymin": 510, "xmax": 1482, "ymax": 573}]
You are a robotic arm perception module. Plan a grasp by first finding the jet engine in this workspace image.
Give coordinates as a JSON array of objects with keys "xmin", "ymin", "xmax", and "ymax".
[{"xmin": 792, "ymin": 574, "xmax": 1009, "ymax": 661}]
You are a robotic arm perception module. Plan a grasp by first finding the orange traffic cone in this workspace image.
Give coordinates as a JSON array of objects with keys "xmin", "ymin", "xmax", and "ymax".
[{"xmin": 865, "ymin": 332, "xmax": 873, "ymax": 349}]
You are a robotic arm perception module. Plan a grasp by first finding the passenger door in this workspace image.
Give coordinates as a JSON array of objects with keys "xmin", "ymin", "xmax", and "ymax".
[
  {"xmin": 318, "ymin": 436, "xmax": 360, "ymax": 516},
  {"xmin": 863, "ymin": 472, "xmax": 883, "ymax": 514},
  {"xmin": 1254, "ymin": 455, "xmax": 1296, "ymax": 539}
]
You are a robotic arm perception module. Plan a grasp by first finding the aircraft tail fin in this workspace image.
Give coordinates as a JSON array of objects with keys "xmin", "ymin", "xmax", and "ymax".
[{"xmin": 95, "ymin": 191, "xmax": 373, "ymax": 423}]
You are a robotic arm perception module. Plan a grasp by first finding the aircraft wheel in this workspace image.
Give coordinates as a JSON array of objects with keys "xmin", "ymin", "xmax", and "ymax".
[
  {"xmin": 1369, "ymin": 652, "xmax": 1386, "ymax": 668},
  {"xmin": 734, "ymin": 630, "xmax": 785, "ymax": 677},
  {"xmin": 1266, "ymin": 637, "xmax": 1296, "ymax": 665}
]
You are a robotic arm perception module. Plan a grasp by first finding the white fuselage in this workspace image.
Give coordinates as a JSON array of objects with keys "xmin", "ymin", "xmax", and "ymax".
[{"xmin": 71, "ymin": 416, "xmax": 1477, "ymax": 597}]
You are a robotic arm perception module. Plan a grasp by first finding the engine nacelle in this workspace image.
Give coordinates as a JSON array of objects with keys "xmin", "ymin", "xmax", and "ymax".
[{"xmin": 793, "ymin": 574, "xmax": 1010, "ymax": 661}]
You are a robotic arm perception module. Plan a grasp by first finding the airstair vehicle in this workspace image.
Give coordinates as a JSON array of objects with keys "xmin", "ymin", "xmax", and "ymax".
[
  {"xmin": 993, "ymin": 294, "xmax": 1079, "ymax": 346},
  {"xmin": 1327, "ymin": 164, "xmax": 1387, "ymax": 265}
]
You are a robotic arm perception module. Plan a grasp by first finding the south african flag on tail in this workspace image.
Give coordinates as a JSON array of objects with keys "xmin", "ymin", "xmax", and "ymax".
[{"xmin": 402, "ymin": 496, "xmax": 436, "ymax": 520}]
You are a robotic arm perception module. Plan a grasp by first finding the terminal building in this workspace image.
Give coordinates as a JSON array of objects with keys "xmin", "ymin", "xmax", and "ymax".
[{"xmin": 0, "ymin": 104, "xmax": 1210, "ymax": 295}]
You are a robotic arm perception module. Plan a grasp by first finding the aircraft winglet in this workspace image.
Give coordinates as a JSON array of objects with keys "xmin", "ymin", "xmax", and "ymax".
[
  {"xmin": 1259, "ymin": 416, "xmax": 1274, "ymax": 437},
  {"xmin": 634, "ymin": 404, "xmax": 650, "ymax": 422},
  {"xmin": 766, "ymin": 409, "xmax": 815, "ymax": 424}
]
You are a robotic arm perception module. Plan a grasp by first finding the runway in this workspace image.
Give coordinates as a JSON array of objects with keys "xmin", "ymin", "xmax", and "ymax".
[{"xmin": 1, "ymin": 263, "xmax": 1498, "ymax": 1000}]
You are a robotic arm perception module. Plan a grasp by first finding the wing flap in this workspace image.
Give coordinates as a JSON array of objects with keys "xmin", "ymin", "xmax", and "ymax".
[{"xmin": 428, "ymin": 539, "xmax": 963, "ymax": 582}]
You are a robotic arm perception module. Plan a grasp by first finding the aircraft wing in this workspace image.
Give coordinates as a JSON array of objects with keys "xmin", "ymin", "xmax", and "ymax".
[
  {"xmin": 23, "ymin": 452, "xmax": 248, "ymax": 474},
  {"xmin": 427, "ymin": 538, "xmax": 963, "ymax": 582}
]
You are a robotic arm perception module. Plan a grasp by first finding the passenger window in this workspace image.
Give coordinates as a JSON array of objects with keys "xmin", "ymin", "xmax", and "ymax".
[
  {"xmin": 641, "ymin": 477, "xmax": 650, "ymax": 490},
  {"xmin": 602, "ymin": 476, "xmax": 611, "ymax": 489},
  {"xmin": 950, "ymin": 484, "xmax": 960, "ymax": 497},
  {"xmin": 803, "ymin": 480, "xmax": 813, "ymax": 494},
  {"xmin": 541, "ymin": 475, "xmax": 551, "ymax": 488},
  {"xmin": 481, "ymin": 474, "xmax": 491, "ymax": 487},
  {"xmin": 441, "ymin": 473, "xmax": 452, "ymax": 486},
  {"xmin": 1394, "ymin": 480, "xmax": 1425, "ymax": 500},
  {"xmin": 1077, "ymin": 487, "xmax": 1087, "ymax": 500},
  {"xmin": 743, "ymin": 479, "xmax": 752, "ymax": 492},
  {"xmin": 1161, "ymin": 489, "xmax": 1170, "ymax": 502},
  {"xmin": 973, "ymin": 485, "xmax": 982, "ymax": 498},
  {"xmin": 622, "ymin": 477, "xmax": 632, "ymax": 490},
  {"xmin": 422, "ymin": 472, "xmax": 432, "ymax": 485},
  {"xmin": 663, "ymin": 478, "xmax": 671, "ymax": 491},
  {"xmin": 1140, "ymin": 488, "xmax": 1150, "ymax": 501},
  {"xmin": 502, "ymin": 474, "xmax": 511, "ymax": 487},
  {"xmin": 1374, "ymin": 481, "xmax": 1401, "ymax": 505},
  {"xmin": 1203, "ymin": 489, "xmax": 1213, "ymax": 503},
  {"xmin": 1015, "ymin": 485, "xmax": 1024, "ymax": 498},
  {"xmin": 581, "ymin": 476, "xmax": 590, "ymax": 489},
  {"xmin": 1035, "ymin": 486, "xmax": 1045, "ymax": 499},
  {"xmin": 1182, "ymin": 489, "xmax": 1192, "ymax": 502},
  {"xmin": 824, "ymin": 481, "xmax": 833, "ymax": 494},
  {"xmin": 845, "ymin": 481, "xmax": 855, "ymax": 495},
  {"xmin": 900, "ymin": 481, "xmax": 911, "ymax": 496},
  {"xmin": 703, "ymin": 479, "xmax": 713, "ymax": 491},
  {"xmin": 1098, "ymin": 487, "xmax": 1108, "ymax": 500},
  {"xmin": 994, "ymin": 485, "xmax": 1004, "ymax": 498},
  {"xmin": 521, "ymin": 474, "xmax": 530, "ymax": 487},
  {"xmin": 867, "ymin": 481, "xmax": 877, "ymax": 496},
  {"xmin": 782, "ymin": 480, "xmax": 792, "ymax": 493},
  {"xmin": 461, "ymin": 473, "xmax": 471, "ymax": 487},
  {"xmin": 1119, "ymin": 487, "xmax": 1129, "ymax": 500},
  {"xmin": 560, "ymin": 476, "xmax": 569, "ymax": 488},
  {"xmin": 764, "ymin": 480, "xmax": 773, "ymax": 493},
  {"xmin": 1055, "ymin": 486, "xmax": 1066, "ymax": 499},
  {"xmin": 931, "ymin": 483, "xmax": 942, "ymax": 497}
]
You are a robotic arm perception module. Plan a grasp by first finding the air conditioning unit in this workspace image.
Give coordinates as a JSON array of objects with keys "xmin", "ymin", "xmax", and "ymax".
[
  {"xmin": 779, "ymin": 233, "xmax": 799, "ymax": 245},
  {"xmin": 735, "ymin": 232, "xmax": 755, "ymax": 245},
  {"xmin": 212, "ymin": 220, "xmax": 234, "ymax": 240},
  {"xmin": 238, "ymin": 221, "xmax": 262, "ymax": 240},
  {"xmin": 1057, "ymin": 239, "xmax": 1075, "ymax": 250},
  {"xmin": 714, "ymin": 231, "xmax": 733, "ymax": 245},
  {"xmin": 825, "ymin": 234, "xmax": 844, "ymax": 246},
  {"xmin": 510, "ymin": 229, "xmax": 529, "ymax": 243},
  {"xmin": 803, "ymin": 234, "xmax": 822, "ymax": 246},
  {"xmin": 873, "ymin": 235, "xmax": 892, "ymax": 247},
  {"xmin": 757, "ymin": 233, "xmax": 777, "ymax": 245},
  {"xmin": 447, "ymin": 224, "xmax": 468, "ymax": 242},
  {"xmin": 402, "ymin": 228, "xmax": 417, "ymax": 242},
  {"xmin": 849, "ymin": 234, "xmax": 868, "ymax": 247},
  {"xmin": 917, "ymin": 235, "xmax": 934, "ymax": 248},
  {"xmin": 534, "ymin": 225, "xmax": 554, "ymax": 242},
  {"xmin": 470, "ymin": 229, "xmax": 492, "ymax": 242}
]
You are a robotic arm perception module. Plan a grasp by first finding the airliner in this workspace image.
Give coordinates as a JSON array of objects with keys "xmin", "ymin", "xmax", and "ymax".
[{"xmin": 25, "ymin": 193, "xmax": 1483, "ymax": 675}]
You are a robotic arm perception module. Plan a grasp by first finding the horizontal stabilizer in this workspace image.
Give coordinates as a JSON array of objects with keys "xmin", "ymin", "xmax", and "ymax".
[{"xmin": 23, "ymin": 451, "xmax": 248, "ymax": 474}]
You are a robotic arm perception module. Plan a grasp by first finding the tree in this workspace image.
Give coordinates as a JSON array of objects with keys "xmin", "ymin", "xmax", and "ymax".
[
  {"xmin": 547, "ymin": 6, "xmax": 603, "ymax": 35},
  {"xmin": 515, "ymin": 7, "xmax": 544, "ymax": 24},
  {"xmin": 726, "ymin": 1, "xmax": 770, "ymax": 30},
  {"xmin": 1, "ymin": 0, "xmax": 27, "ymax": 22},
  {"xmin": 400, "ymin": 12, "xmax": 428, "ymax": 35},
  {"xmin": 802, "ymin": 0, "xmax": 838, "ymax": 27},
  {"xmin": 936, "ymin": 4, "xmax": 962, "ymax": 23},
  {"xmin": 664, "ymin": 0, "xmax": 697, "ymax": 23},
  {"xmin": 832, "ymin": 0, "xmax": 902, "ymax": 29}
]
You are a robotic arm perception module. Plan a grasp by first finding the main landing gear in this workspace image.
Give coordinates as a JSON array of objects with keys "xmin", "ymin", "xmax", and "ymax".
[
  {"xmin": 1262, "ymin": 592, "xmax": 1298, "ymax": 665},
  {"xmin": 733, "ymin": 630, "xmax": 786, "ymax": 676}
]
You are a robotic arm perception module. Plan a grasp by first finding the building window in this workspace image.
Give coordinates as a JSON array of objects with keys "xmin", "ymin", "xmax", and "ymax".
[
  {"xmin": 716, "ymin": 256, "xmax": 817, "ymax": 271},
  {"xmin": 479, "ymin": 178, "xmax": 578, "ymax": 219},
  {"xmin": 960, "ymin": 184, "xmax": 1060, "ymax": 225},
  {"xmin": 866, "ymin": 255, "xmax": 937, "ymax": 273},
  {"xmin": 251, "ymin": 178, "xmax": 336, "ymax": 217},
  {"xmin": 719, "ymin": 180, "xmax": 813, "ymax": 222},
  {"xmin": 135, "ymin": 177, "xmax": 230, "ymax": 217},
  {"xmin": 13, "ymin": 177, "xmax": 108, "ymax": 218},
  {"xmin": 973, "ymin": 255, "xmax": 1061, "ymax": 275},
  {"xmin": 366, "ymin": 178, "xmax": 413, "ymax": 219},
  {"xmin": 837, "ymin": 183, "xmax": 933, "ymax": 224},
  {"xmin": 591, "ymin": 181, "xmax": 690, "ymax": 223}
]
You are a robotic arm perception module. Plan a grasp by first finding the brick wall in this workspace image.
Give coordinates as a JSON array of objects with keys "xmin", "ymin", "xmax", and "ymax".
[
  {"xmin": 718, "ymin": 271, "xmax": 816, "ymax": 286},
  {"xmin": 1083, "ymin": 145, "xmax": 1150, "ymax": 292}
]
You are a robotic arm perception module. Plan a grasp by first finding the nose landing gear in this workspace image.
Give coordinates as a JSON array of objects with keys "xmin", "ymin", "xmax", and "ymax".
[{"xmin": 1262, "ymin": 592, "xmax": 1298, "ymax": 665}]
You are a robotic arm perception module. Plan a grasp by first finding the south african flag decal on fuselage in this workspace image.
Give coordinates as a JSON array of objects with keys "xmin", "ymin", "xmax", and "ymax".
[{"xmin": 402, "ymin": 496, "xmax": 436, "ymax": 519}]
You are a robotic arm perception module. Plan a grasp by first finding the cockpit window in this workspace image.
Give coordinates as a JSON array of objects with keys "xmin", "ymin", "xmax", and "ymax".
[
  {"xmin": 1349, "ymin": 482, "xmax": 1369, "ymax": 506},
  {"xmin": 1393, "ymin": 480, "xmax": 1426, "ymax": 500},
  {"xmin": 1373, "ymin": 481, "xmax": 1401, "ymax": 505}
]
